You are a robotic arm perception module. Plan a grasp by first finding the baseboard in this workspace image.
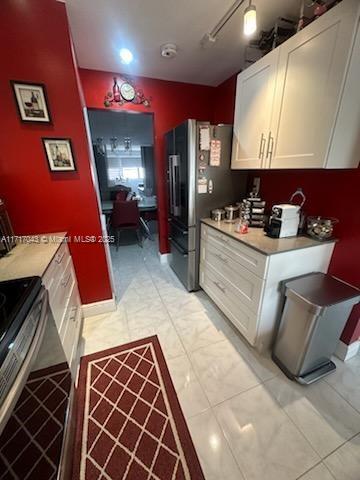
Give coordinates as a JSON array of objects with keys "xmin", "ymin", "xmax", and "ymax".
[
  {"xmin": 81, "ymin": 297, "xmax": 116, "ymax": 318},
  {"xmin": 158, "ymin": 253, "xmax": 171, "ymax": 265},
  {"xmin": 335, "ymin": 340, "xmax": 360, "ymax": 362}
]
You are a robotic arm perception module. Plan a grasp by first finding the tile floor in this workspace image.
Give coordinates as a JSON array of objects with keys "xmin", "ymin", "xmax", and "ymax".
[{"xmin": 79, "ymin": 237, "xmax": 360, "ymax": 480}]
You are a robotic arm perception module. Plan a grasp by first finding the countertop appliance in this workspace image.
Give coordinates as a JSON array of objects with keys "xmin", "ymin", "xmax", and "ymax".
[
  {"xmin": 265, "ymin": 204, "xmax": 300, "ymax": 238},
  {"xmin": 0, "ymin": 277, "xmax": 74, "ymax": 479},
  {"xmin": 273, "ymin": 272, "xmax": 360, "ymax": 384},
  {"xmin": 166, "ymin": 120, "xmax": 246, "ymax": 290}
]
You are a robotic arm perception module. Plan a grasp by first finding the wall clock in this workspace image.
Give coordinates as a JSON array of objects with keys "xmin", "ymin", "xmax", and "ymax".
[
  {"xmin": 104, "ymin": 76, "xmax": 151, "ymax": 108},
  {"xmin": 120, "ymin": 82, "xmax": 136, "ymax": 102}
]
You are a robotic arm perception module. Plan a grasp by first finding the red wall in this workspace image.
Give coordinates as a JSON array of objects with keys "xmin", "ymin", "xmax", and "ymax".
[
  {"xmin": 212, "ymin": 74, "xmax": 360, "ymax": 344},
  {"xmin": 80, "ymin": 69, "xmax": 215, "ymax": 254},
  {"xmin": 251, "ymin": 169, "xmax": 360, "ymax": 344},
  {"xmin": 0, "ymin": 0, "xmax": 112, "ymax": 304}
]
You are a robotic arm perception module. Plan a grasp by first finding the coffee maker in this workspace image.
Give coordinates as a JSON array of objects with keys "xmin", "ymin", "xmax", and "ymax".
[{"xmin": 265, "ymin": 204, "xmax": 300, "ymax": 238}]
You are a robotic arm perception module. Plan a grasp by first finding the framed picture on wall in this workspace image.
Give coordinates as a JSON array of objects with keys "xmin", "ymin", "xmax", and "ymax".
[
  {"xmin": 42, "ymin": 138, "xmax": 76, "ymax": 172},
  {"xmin": 11, "ymin": 81, "xmax": 52, "ymax": 123}
]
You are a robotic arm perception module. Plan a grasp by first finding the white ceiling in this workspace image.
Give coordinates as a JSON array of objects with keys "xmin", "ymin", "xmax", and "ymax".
[
  {"xmin": 88, "ymin": 110, "xmax": 154, "ymax": 146},
  {"xmin": 64, "ymin": 0, "xmax": 304, "ymax": 86}
]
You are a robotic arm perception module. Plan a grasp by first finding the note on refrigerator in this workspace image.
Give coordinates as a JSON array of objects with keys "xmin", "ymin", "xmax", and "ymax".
[
  {"xmin": 210, "ymin": 139, "xmax": 221, "ymax": 166},
  {"xmin": 199, "ymin": 126, "xmax": 210, "ymax": 151},
  {"xmin": 197, "ymin": 177, "xmax": 207, "ymax": 194}
]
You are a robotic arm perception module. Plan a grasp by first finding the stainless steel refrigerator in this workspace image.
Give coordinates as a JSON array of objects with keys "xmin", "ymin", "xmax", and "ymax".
[{"xmin": 166, "ymin": 119, "xmax": 247, "ymax": 291}]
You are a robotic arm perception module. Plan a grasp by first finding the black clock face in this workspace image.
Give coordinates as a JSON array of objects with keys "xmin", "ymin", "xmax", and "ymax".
[{"xmin": 120, "ymin": 82, "xmax": 136, "ymax": 101}]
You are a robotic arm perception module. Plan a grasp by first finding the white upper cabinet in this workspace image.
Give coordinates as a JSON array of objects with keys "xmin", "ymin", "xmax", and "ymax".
[
  {"xmin": 232, "ymin": 49, "xmax": 279, "ymax": 169},
  {"xmin": 231, "ymin": 0, "xmax": 360, "ymax": 170}
]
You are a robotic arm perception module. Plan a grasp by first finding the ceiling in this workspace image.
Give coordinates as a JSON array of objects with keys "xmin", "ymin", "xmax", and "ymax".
[
  {"xmin": 88, "ymin": 110, "xmax": 154, "ymax": 146},
  {"xmin": 64, "ymin": 0, "xmax": 305, "ymax": 86}
]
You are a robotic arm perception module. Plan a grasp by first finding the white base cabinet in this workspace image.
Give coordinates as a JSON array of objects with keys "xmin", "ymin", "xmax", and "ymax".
[
  {"xmin": 231, "ymin": 0, "xmax": 360, "ymax": 170},
  {"xmin": 200, "ymin": 224, "xmax": 335, "ymax": 351},
  {"xmin": 42, "ymin": 241, "xmax": 82, "ymax": 375}
]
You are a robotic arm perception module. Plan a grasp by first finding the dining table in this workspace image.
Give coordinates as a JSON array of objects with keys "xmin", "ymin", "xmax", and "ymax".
[{"xmin": 101, "ymin": 196, "xmax": 157, "ymax": 239}]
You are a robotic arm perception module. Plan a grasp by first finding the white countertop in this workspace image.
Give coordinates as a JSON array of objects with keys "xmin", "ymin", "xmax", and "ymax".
[
  {"xmin": 201, "ymin": 218, "xmax": 336, "ymax": 256},
  {"xmin": 0, "ymin": 233, "xmax": 66, "ymax": 281}
]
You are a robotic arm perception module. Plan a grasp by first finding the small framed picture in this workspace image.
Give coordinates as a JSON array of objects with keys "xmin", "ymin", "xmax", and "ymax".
[
  {"xmin": 42, "ymin": 138, "xmax": 76, "ymax": 172},
  {"xmin": 11, "ymin": 81, "xmax": 51, "ymax": 123}
]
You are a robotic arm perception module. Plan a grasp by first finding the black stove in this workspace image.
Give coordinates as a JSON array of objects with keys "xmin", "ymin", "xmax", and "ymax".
[{"xmin": 0, "ymin": 276, "xmax": 41, "ymax": 366}]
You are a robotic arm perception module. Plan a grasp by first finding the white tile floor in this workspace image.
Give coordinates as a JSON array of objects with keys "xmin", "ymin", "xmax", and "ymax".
[{"xmin": 79, "ymin": 237, "xmax": 360, "ymax": 480}]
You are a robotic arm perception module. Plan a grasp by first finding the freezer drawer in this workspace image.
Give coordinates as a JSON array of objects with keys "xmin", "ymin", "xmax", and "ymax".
[
  {"xmin": 169, "ymin": 239, "xmax": 196, "ymax": 291},
  {"xmin": 169, "ymin": 220, "xmax": 196, "ymax": 252}
]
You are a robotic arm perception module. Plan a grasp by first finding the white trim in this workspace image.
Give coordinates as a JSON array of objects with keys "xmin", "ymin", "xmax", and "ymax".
[
  {"xmin": 81, "ymin": 297, "xmax": 116, "ymax": 318},
  {"xmin": 158, "ymin": 253, "xmax": 171, "ymax": 265},
  {"xmin": 82, "ymin": 107, "xmax": 116, "ymax": 300},
  {"xmin": 335, "ymin": 340, "xmax": 360, "ymax": 362}
]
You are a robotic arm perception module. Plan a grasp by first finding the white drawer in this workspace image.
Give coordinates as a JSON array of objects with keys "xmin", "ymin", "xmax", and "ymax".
[
  {"xmin": 206, "ymin": 225, "xmax": 267, "ymax": 279},
  {"xmin": 62, "ymin": 285, "xmax": 82, "ymax": 373},
  {"xmin": 200, "ymin": 263, "xmax": 258, "ymax": 345},
  {"xmin": 42, "ymin": 242, "xmax": 71, "ymax": 294},
  {"xmin": 49, "ymin": 258, "xmax": 75, "ymax": 333},
  {"xmin": 201, "ymin": 240, "xmax": 264, "ymax": 314}
]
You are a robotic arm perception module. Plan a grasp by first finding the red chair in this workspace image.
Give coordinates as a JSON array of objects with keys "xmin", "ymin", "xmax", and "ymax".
[
  {"xmin": 110, "ymin": 200, "xmax": 142, "ymax": 249},
  {"xmin": 115, "ymin": 190, "xmax": 128, "ymax": 201}
]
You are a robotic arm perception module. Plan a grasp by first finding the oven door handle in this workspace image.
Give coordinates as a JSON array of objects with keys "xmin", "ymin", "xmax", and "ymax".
[{"xmin": 0, "ymin": 288, "xmax": 49, "ymax": 436}]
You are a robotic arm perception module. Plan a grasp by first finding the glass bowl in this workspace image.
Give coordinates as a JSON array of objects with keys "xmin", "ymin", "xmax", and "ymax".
[{"xmin": 306, "ymin": 216, "xmax": 338, "ymax": 241}]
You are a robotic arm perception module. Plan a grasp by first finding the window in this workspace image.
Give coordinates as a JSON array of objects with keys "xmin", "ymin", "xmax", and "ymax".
[{"xmin": 122, "ymin": 167, "xmax": 144, "ymax": 179}]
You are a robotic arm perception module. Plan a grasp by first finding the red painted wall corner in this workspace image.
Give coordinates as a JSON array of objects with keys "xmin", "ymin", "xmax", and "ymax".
[{"xmin": 0, "ymin": 0, "xmax": 112, "ymax": 304}]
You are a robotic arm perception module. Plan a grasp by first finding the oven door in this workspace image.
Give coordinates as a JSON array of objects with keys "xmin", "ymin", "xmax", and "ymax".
[{"xmin": 0, "ymin": 287, "xmax": 74, "ymax": 479}]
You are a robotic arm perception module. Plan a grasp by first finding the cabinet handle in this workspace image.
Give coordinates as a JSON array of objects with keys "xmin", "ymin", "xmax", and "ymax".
[
  {"xmin": 56, "ymin": 251, "xmax": 65, "ymax": 264},
  {"xmin": 214, "ymin": 253, "xmax": 228, "ymax": 264},
  {"xmin": 266, "ymin": 132, "xmax": 271, "ymax": 159},
  {"xmin": 62, "ymin": 273, "xmax": 71, "ymax": 288},
  {"xmin": 214, "ymin": 234, "xmax": 229, "ymax": 244},
  {"xmin": 269, "ymin": 135, "xmax": 274, "ymax": 161},
  {"xmin": 214, "ymin": 281, "xmax": 226, "ymax": 293},
  {"xmin": 266, "ymin": 132, "xmax": 274, "ymax": 163},
  {"xmin": 259, "ymin": 133, "xmax": 266, "ymax": 160},
  {"xmin": 70, "ymin": 306, "xmax": 77, "ymax": 321}
]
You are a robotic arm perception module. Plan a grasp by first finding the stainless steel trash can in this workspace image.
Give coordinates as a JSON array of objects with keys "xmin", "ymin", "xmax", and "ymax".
[{"xmin": 273, "ymin": 272, "xmax": 360, "ymax": 385}]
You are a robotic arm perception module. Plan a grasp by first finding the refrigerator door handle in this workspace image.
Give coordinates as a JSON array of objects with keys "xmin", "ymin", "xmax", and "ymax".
[
  {"xmin": 168, "ymin": 155, "xmax": 174, "ymax": 215},
  {"xmin": 172, "ymin": 155, "xmax": 180, "ymax": 216}
]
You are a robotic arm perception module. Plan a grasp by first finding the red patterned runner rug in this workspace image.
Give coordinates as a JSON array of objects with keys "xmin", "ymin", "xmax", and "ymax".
[{"xmin": 73, "ymin": 336, "xmax": 205, "ymax": 480}]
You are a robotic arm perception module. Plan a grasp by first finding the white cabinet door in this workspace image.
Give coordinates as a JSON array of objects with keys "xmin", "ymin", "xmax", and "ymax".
[
  {"xmin": 269, "ymin": 0, "xmax": 359, "ymax": 169},
  {"xmin": 231, "ymin": 48, "xmax": 279, "ymax": 169}
]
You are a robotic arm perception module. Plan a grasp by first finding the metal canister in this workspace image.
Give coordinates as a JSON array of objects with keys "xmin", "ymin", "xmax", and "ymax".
[
  {"xmin": 224, "ymin": 205, "xmax": 239, "ymax": 223},
  {"xmin": 211, "ymin": 208, "xmax": 225, "ymax": 222}
]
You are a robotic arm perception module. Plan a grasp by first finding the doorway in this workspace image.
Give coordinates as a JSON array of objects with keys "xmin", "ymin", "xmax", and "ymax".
[{"xmin": 87, "ymin": 109, "xmax": 157, "ymax": 253}]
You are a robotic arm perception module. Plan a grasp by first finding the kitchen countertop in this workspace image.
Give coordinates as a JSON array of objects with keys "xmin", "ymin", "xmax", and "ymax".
[
  {"xmin": 201, "ymin": 218, "xmax": 336, "ymax": 256},
  {"xmin": 0, "ymin": 233, "xmax": 66, "ymax": 281}
]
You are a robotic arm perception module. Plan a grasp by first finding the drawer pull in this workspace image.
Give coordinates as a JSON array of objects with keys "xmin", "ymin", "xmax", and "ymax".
[
  {"xmin": 214, "ymin": 253, "xmax": 228, "ymax": 264},
  {"xmin": 70, "ymin": 307, "xmax": 77, "ymax": 321},
  {"xmin": 56, "ymin": 251, "xmax": 65, "ymax": 264},
  {"xmin": 214, "ymin": 281, "xmax": 226, "ymax": 293},
  {"xmin": 62, "ymin": 273, "xmax": 71, "ymax": 288},
  {"xmin": 213, "ymin": 234, "xmax": 229, "ymax": 244}
]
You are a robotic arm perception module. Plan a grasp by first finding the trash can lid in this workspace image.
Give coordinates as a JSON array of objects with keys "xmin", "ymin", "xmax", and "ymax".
[{"xmin": 285, "ymin": 272, "xmax": 360, "ymax": 308}]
